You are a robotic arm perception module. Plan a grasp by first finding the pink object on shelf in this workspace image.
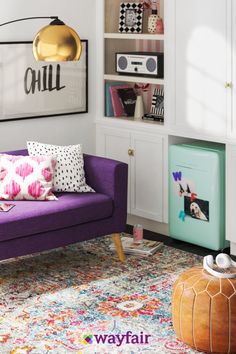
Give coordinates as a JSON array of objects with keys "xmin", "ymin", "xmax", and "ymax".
[
  {"xmin": 109, "ymin": 84, "xmax": 130, "ymax": 117},
  {"xmin": 156, "ymin": 17, "xmax": 164, "ymax": 34},
  {"xmin": 133, "ymin": 224, "xmax": 143, "ymax": 243}
]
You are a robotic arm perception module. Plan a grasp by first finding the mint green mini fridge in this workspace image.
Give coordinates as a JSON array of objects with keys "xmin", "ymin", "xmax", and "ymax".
[{"xmin": 169, "ymin": 142, "xmax": 227, "ymax": 250}]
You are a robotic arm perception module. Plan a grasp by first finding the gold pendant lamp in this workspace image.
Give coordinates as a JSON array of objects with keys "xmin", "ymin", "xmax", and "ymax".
[
  {"xmin": 0, "ymin": 16, "xmax": 82, "ymax": 62},
  {"xmin": 33, "ymin": 18, "xmax": 82, "ymax": 62}
]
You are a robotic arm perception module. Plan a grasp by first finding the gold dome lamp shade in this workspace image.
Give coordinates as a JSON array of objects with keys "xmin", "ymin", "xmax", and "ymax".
[{"xmin": 0, "ymin": 16, "xmax": 82, "ymax": 62}]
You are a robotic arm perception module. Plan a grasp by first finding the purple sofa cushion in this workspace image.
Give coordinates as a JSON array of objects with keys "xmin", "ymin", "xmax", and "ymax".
[{"xmin": 0, "ymin": 192, "xmax": 113, "ymax": 242}]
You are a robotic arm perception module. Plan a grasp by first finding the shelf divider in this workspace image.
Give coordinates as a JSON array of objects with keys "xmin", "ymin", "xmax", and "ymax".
[
  {"xmin": 104, "ymin": 33, "xmax": 164, "ymax": 41},
  {"xmin": 104, "ymin": 74, "xmax": 164, "ymax": 85},
  {"xmin": 102, "ymin": 116, "xmax": 165, "ymax": 126}
]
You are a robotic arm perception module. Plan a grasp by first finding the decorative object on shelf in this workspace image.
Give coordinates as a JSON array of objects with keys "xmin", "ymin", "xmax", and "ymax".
[
  {"xmin": 148, "ymin": 0, "xmax": 158, "ymax": 34},
  {"xmin": 116, "ymin": 52, "xmax": 164, "ymax": 78},
  {"xmin": 148, "ymin": 12, "xmax": 164, "ymax": 34},
  {"xmin": 155, "ymin": 16, "xmax": 164, "ymax": 34},
  {"xmin": 0, "ymin": 41, "xmax": 88, "ymax": 122},
  {"xmin": 144, "ymin": 0, "xmax": 164, "ymax": 34},
  {"xmin": 142, "ymin": 0, "xmax": 152, "ymax": 10},
  {"xmin": 134, "ymin": 83, "xmax": 150, "ymax": 93},
  {"xmin": 109, "ymin": 84, "xmax": 131, "ymax": 116},
  {"xmin": 142, "ymin": 113, "xmax": 163, "ymax": 122},
  {"xmin": 142, "ymin": 87, "xmax": 164, "ymax": 122},
  {"xmin": 148, "ymin": 10, "xmax": 159, "ymax": 34},
  {"xmin": 172, "ymin": 256, "xmax": 236, "ymax": 353},
  {"xmin": 0, "ymin": 16, "xmax": 81, "ymax": 61},
  {"xmin": 134, "ymin": 83, "xmax": 149, "ymax": 120},
  {"xmin": 119, "ymin": 3, "xmax": 143, "ymax": 33},
  {"xmin": 117, "ymin": 87, "xmax": 137, "ymax": 116},
  {"xmin": 134, "ymin": 95, "xmax": 144, "ymax": 120},
  {"xmin": 151, "ymin": 88, "xmax": 164, "ymax": 118}
]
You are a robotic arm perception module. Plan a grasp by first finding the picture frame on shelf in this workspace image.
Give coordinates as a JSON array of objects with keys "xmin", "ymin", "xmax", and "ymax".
[
  {"xmin": 143, "ymin": 88, "xmax": 164, "ymax": 122},
  {"xmin": 119, "ymin": 3, "xmax": 143, "ymax": 33},
  {"xmin": 0, "ymin": 40, "xmax": 88, "ymax": 122},
  {"xmin": 151, "ymin": 87, "xmax": 164, "ymax": 118}
]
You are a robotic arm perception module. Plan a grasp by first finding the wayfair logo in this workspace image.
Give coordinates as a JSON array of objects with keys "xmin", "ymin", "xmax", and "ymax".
[
  {"xmin": 82, "ymin": 331, "xmax": 151, "ymax": 347},
  {"xmin": 82, "ymin": 334, "xmax": 93, "ymax": 345}
]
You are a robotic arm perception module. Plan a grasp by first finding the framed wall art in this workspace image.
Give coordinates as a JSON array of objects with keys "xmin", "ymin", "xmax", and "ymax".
[
  {"xmin": 119, "ymin": 3, "xmax": 143, "ymax": 33},
  {"xmin": 0, "ymin": 40, "xmax": 88, "ymax": 122}
]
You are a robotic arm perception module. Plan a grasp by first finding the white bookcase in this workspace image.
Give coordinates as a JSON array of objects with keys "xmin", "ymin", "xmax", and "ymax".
[
  {"xmin": 95, "ymin": 0, "xmax": 236, "ymax": 255},
  {"xmin": 103, "ymin": 0, "xmax": 165, "ymax": 123},
  {"xmin": 96, "ymin": 0, "xmax": 168, "ymax": 225}
]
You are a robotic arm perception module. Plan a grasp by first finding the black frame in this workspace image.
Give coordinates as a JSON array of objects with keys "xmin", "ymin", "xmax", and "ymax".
[
  {"xmin": 151, "ymin": 88, "xmax": 164, "ymax": 118},
  {"xmin": 0, "ymin": 40, "xmax": 88, "ymax": 123}
]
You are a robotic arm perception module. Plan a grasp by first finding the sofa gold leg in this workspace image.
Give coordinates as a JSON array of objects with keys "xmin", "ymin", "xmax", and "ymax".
[{"xmin": 112, "ymin": 233, "xmax": 126, "ymax": 262}]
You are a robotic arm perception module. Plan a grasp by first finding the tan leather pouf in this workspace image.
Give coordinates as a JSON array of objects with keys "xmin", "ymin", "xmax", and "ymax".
[{"xmin": 172, "ymin": 267, "xmax": 236, "ymax": 353}]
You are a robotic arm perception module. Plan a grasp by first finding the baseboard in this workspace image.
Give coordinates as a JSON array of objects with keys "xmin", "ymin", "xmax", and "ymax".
[{"xmin": 127, "ymin": 214, "xmax": 169, "ymax": 236}]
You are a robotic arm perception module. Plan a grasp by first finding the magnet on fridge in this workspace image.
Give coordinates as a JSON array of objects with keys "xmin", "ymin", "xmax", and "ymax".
[
  {"xmin": 179, "ymin": 183, "xmax": 185, "ymax": 196},
  {"xmin": 186, "ymin": 184, "xmax": 191, "ymax": 194},
  {"xmin": 178, "ymin": 210, "xmax": 186, "ymax": 222},
  {"xmin": 190, "ymin": 192, "xmax": 197, "ymax": 202},
  {"xmin": 172, "ymin": 171, "xmax": 182, "ymax": 182}
]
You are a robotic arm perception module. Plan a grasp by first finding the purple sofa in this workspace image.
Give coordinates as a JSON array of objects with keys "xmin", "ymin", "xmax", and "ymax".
[{"xmin": 0, "ymin": 149, "xmax": 128, "ymax": 262}]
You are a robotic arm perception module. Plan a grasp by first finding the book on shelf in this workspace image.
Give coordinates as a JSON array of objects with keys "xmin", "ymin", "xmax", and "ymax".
[
  {"xmin": 109, "ymin": 235, "xmax": 164, "ymax": 257},
  {"xmin": 142, "ymin": 114, "xmax": 164, "ymax": 123},
  {"xmin": 117, "ymin": 87, "xmax": 137, "ymax": 117},
  {"xmin": 105, "ymin": 82, "xmax": 126, "ymax": 117},
  {"xmin": 109, "ymin": 84, "xmax": 131, "ymax": 117}
]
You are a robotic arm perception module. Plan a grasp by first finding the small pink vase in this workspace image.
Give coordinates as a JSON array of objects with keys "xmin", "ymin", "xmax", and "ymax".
[{"xmin": 156, "ymin": 17, "xmax": 164, "ymax": 34}]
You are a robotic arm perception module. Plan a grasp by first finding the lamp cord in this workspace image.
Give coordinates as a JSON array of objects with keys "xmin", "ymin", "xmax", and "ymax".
[{"xmin": 0, "ymin": 16, "xmax": 58, "ymax": 27}]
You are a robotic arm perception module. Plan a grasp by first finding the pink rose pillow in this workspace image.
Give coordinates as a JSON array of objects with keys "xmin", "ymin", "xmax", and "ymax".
[{"xmin": 0, "ymin": 154, "xmax": 57, "ymax": 201}]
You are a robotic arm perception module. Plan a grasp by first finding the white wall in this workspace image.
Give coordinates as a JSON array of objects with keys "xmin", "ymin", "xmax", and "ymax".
[{"xmin": 0, "ymin": 0, "xmax": 96, "ymax": 153}]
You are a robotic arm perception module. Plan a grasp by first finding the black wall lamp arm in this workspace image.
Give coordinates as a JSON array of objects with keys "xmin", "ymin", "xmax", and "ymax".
[{"xmin": 0, "ymin": 16, "xmax": 60, "ymax": 27}]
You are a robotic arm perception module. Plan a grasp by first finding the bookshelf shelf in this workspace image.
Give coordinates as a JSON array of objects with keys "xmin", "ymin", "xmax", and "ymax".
[
  {"xmin": 104, "ymin": 116, "xmax": 165, "ymax": 125},
  {"xmin": 104, "ymin": 74, "xmax": 164, "ymax": 85},
  {"xmin": 104, "ymin": 33, "xmax": 164, "ymax": 40}
]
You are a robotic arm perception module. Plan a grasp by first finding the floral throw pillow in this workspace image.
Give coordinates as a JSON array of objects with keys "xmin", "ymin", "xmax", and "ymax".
[
  {"xmin": 27, "ymin": 142, "xmax": 94, "ymax": 193},
  {"xmin": 0, "ymin": 154, "xmax": 57, "ymax": 201}
]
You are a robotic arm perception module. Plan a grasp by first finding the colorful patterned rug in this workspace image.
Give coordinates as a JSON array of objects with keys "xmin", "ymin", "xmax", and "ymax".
[{"xmin": 0, "ymin": 235, "xmax": 203, "ymax": 354}]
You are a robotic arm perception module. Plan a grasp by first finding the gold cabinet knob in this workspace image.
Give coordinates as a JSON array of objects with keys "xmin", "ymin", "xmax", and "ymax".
[
  {"xmin": 225, "ymin": 82, "xmax": 232, "ymax": 88},
  {"xmin": 128, "ymin": 148, "xmax": 134, "ymax": 156}
]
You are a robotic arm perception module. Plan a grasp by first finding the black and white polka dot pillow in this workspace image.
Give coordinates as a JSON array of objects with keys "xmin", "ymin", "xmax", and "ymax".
[{"xmin": 27, "ymin": 141, "xmax": 94, "ymax": 193}]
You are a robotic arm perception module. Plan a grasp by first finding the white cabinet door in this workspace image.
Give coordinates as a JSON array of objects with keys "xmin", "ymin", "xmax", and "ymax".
[
  {"xmin": 172, "ymin": 0, "xmax": 228, "ymax": 138},
  {"xmin": 96, "ymin": 126, "xmax": 131, "ymax": 212},
  {"xmin": 96, "ymin": 126, "xmax": 166, "ymax": 221},
  {"xmin": 130, "ymin": 132, "xmax": 164, "ymax": 222},
  {"xmin": 102, "ymin": 127, "xmax": 130, "ymax": 164}
]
